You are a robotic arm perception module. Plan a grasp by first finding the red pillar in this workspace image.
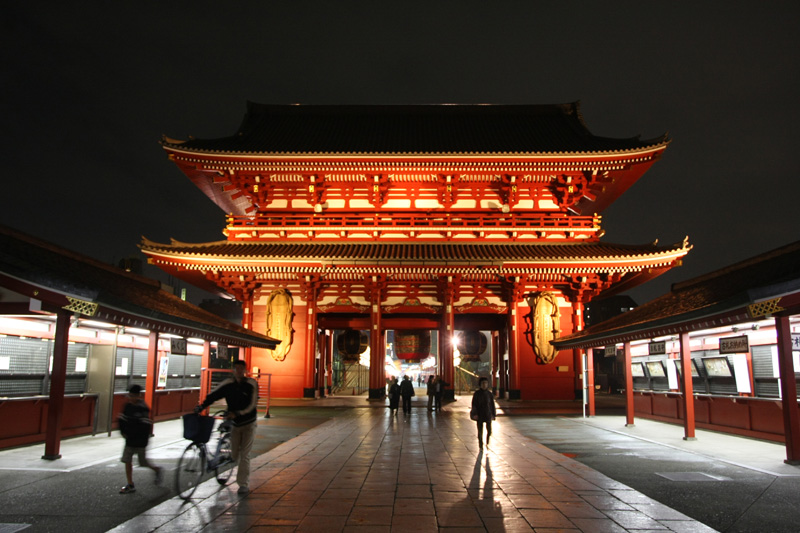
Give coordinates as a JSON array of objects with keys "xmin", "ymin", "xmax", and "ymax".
[
  {"xmin": 368, "ymin": 280, "xmax": 385, "ymax": 399},
  {"xmin": 491, "ymin": 331, "xmax": 499, "ymax": 395},
  {"xmin": 440, "ymin": 288, "xmax": 455, "ymax": 401},
  {"xmin": 775, "ymin": 315, "xmax": 800, "ymax": 464},
  {"xmin": 242, "ymin": 293, "xmax": 254, "ymax": 367},
  {"xmin": 507, "ymin": 299, "xmax": 521, "ymax": 399},
  {"xmin": 623, "ymin": 341, "xmax": 635, "ymax": 427},
  {"xmin": 586, "ymin": 348, "xmax": 596, "ymax": 416},
  {"xmin": 303, "ymin": 287, "xmax": 318, "ymax": 398},
  {"xmin": 200, "ymin": 340, "xmax": 211, "ymax": 402},
  {"xmin": 679, "ymin": 332, "xmax": 696, "ymax": 440},
  {"xmin": 145, "ymin": 331, "xmax": 159, "ymax": 416},
  {"xmin": 42, "ymin": 310, "xmax": 71, "ymax": 460}
]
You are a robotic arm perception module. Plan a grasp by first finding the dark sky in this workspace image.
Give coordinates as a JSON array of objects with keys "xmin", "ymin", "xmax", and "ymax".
[{"xmin": 2, "ymin": 2, "xmax": 799, "ymax": 305}]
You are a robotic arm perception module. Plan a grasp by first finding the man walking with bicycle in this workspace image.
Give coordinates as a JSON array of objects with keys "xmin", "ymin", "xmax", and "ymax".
[{"xmin": 195, "ymin": 359, "xmax": 258, "ymax": 495}]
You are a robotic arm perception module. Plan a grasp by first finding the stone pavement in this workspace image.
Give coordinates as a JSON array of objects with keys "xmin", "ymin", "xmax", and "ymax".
[{"xmin": 109, "ymin": 403, "xmax": 716, "ymax": 532}]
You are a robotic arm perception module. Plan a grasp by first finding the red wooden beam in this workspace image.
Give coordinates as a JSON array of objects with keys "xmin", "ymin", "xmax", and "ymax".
[{"xmin": 775, "ymin": 315, "xmax": 800, "ymax": 464}]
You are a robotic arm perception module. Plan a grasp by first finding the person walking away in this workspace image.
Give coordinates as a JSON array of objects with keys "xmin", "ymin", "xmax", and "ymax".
[
  {"xmin": 195, "ymin": 359, "xmax": 259, "ymax": 495},
  {"xmin": 426, "ymin": 375, "xmax": 435, "ymax": 411},
  {"xmin": 399, "ymin": 375, "xmax": 415, "ymax": 415},
  {"xmin": 434, "ymin": 375, "xmax": 448, "ymax": 411},
  {"xmin": 388, "ymin": 378, "xmax": 400, "ymax": 416},
  {"xmin": 471, "ymin": 377, "xmax": 496, "ymax": 449},
  {"xmin": 118, "ymin": 384, "xmax": 163, "ymax": 493}
]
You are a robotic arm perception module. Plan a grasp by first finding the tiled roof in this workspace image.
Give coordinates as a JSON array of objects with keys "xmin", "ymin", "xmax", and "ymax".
[
  {"xmin": 162, "ymin": 102, "xmax": 668, "ymax": 155},
  {"xmin": 554, "ymin": 241, "xmax": 800, "ymax": 348},
  {"xmin": 0, "ymin": 225, "xmax": 279, "ymax": 348},
  {"xmin": 140, "ymin": 239, "xmax": 688, "ymax": 264}
]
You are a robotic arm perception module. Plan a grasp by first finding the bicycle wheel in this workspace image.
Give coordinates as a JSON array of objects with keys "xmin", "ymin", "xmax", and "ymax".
[
  {"xmin": 214, "ymin": 431, "xmax": 235, "ymax": 485},
  {"xmin": 176, "ymin": 442, "xmax": 206, "ymax": 500}
]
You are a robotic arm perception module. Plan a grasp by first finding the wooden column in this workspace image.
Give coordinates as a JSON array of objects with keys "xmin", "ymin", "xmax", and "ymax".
[
  {"xmin": 200, "ymin": 340, "xmax": 211, "ymax": 402},
  {"xmin": 586, "ymin": 348, "xmax": 596, "ymax": 416},
  {"xmin": 367, "ymin": 277, "xmax": 386, "ymax": 400},
  {"xmin": 42, "ymin": 310, "xmax": 71, "ymax": 460},
  {"xmin": 623, "ymin": 341, "xmax": 635, "ymax": 427},
  {"xmin": 679, "ymin": 332, "xmax": 696, "ymax": 440},
  {"xmin": 775, "ymin": 315, "xmax": 800, "ymax": 464},
  {"xmin": 303, "ymin": 283, "xmax": 318, "ymax": 398},
  {"xmin": 144, "ymin": 331, "xmax": 159, "ymax": 416},
  {"xmin": 440, "ymin": 288, "xmax": 456, "ymax": 402},
  {"xmin": 491, "ymin": 331, "xmax": 499, "ymax": 395},
  {"xmin": 507, "ymin": 298, "xmax": 521, "ymax": 399},
  {"xmin": 498, "ymin": 329, "xmax": 508, "ymax": 398},
  {"xmin": 242, "ymin": 292, "xmax": 254, "ymax": 367}
]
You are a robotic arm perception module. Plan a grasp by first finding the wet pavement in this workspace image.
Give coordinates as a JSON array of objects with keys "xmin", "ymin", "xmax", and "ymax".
[{"xmin": 0, "ymin": 393, "xmax": 798, "ymax": 532}]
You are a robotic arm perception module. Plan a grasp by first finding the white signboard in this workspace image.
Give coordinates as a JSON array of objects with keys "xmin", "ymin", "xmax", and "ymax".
[
  {"xmin": 666, "ymin": 359, "xmax": 679, "ymax": 389},
  {"xmin": 731, "ymin": 353, "xmax": 751, "ymax": 393},
  {"xmin": 157, "ymin": 356, "xmax": 169, "ymax": 388}
]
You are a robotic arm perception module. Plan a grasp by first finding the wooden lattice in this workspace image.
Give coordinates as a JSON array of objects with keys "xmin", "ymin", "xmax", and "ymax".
[
  {"xmin": 748, "ymin": 297, "xmax": 784, "ymax": 318},
  {"xmin": 62, "ymin": 297, "xmax": 98, "ymax": 317}
]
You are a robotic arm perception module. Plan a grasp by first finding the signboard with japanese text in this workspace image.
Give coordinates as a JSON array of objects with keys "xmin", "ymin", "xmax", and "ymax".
[
  {"xmin": 719, "ymin": 335, "xmax": 749, "ymax": 354},
  {"xmin": 648, "ymin": 341, "xmax": 666, "ymax": 355},
  {"xmin": 170, "ymin": 337, "xmax": 187, "ymax": 355}
]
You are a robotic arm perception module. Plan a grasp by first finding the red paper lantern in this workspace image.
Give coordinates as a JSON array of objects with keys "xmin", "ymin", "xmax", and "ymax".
[
  {"xmin": 337, "ymin": 330, "xmax": 368, "ymax": 361},
  {"xmin": 395, "ymin": 330, "xmax": 431, "ymax": 363},
  {"xmin": 458, "ymin": 331, "xmax": 487, "ymax": 362}
]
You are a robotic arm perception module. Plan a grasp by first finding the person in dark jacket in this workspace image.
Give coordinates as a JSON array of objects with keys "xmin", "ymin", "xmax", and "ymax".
[
  {"xmin": 399, "ymin": 375, "xmax": 415, "ymax": 415},
  {"xmin": 471, "ymin": 377, "xmax": 496, "ymax": 449},
  {"xmin": 434, "ymin": 375, "xmax": 448, "ymax": 411},
  {"xmin": 118, "ymin": 384, "xmax": 163, "ymax": 493},
  {"xmin": 426, "ymin": 375, "xmax": 435, "ymax": 411},
  {"xmin": 388, "ymin": 378, "xmax": 400, "ymax": 416},
  {"xmin": 195, "ymin": 359, "xmax": 259, "ymax": 494}
]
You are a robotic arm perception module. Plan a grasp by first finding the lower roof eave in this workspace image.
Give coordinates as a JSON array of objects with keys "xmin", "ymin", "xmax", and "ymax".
[{"xmin": 552, "ymin": 295, "xmax": 754, "ymax": 350}]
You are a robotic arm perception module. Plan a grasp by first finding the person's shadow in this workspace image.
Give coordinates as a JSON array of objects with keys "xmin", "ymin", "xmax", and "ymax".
[{"xmin": 462, "ymin": 450, "xmax": 506, "ymax": 532}]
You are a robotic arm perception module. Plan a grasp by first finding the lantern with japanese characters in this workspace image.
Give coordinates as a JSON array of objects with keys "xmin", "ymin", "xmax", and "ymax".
[
  {"xmin": 394, "ymin": 329, "xmax": 431, "ymax": 364},
  {"xmin": 458, "ymin": 331, "xmax": 487, "ymax": 362},
  {"xmin": 337, "ymin": 330, "xmax": 368, "ymax": 362}
]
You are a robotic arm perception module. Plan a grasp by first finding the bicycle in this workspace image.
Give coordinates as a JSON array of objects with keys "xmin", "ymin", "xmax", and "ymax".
[{"xmin": 175, "ymin": 410, "xmax": 236, "ymax": 500}]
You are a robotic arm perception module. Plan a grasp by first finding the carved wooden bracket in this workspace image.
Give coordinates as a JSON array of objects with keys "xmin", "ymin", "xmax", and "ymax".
[
  {"xmin": 297, "ymin": 274, "xmax": 322, "ymax": 303},
  {"xmin": 369, "ymin": 174, "xmax": 391, "ymax": 207},
  {"xmin": 436, "ymin": 274, "xmax": 462, "ymax": 305},
  {"xmin": 436, "ymin": 174, "xmax": 459, "ymax": 208},
  {"xmin": 550, "ymin": 172, "xmax": 594, "ymax": 213},
  {"xmin": 564, "ymin": 272, "xmax": 619, "ymax": 303},
  {"xmin": 207, "ymin": 271, "xmax": 258, "ymax": 302},
  {"xmin": 305, "ymin": 174, "xmax": 329, "ymax": 207},
  {"xmin": 496, "ymin": 174, "xmax": 520, "ymax": 210},
  {"xmin": 364, "ymin": 274, "xmax": 388, "ymax": 304}
]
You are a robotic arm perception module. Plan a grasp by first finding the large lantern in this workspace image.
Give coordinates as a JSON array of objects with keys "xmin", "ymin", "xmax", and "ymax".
[
  {"xmin": 337, "ymin": 330, "xmax": 368, "ymax": 362},
  {"xmin": 458, "ymin": 331, "xmax": 487, "ymax": 362},
  {"xmin": 394, "ymin": 329, "xmax": 431, "ymax": 363}
]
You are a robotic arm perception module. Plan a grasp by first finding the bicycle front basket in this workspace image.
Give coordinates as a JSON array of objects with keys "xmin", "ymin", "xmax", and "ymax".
[{"xmin": 182, "ymin": 413, "xmax": 215, "ymax": 443}]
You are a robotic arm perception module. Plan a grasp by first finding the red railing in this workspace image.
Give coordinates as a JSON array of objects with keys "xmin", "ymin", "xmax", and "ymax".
[{"xmin": 228, "ymin": 211, "xmax": 598, "ymax": 230}]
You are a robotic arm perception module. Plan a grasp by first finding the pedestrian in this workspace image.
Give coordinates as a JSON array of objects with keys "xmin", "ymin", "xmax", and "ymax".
[
  {"xmin": 195, "ymin": 359, "xmax": 259, "ymax": 495},
  {"xmin": 434, "ymin": 375, "xmax": 448, "ymax": 411},
  {"xmin": 388, "ymin": 377, "xmax": 400, "ymax": 416},
  {"xmin": 426, "ymin": 375, "xmax": 435, "ymax": 411},
  {"xmin": 399, "ymin": 375, "xmax": 415, "ymax": 415},
  {"xmin": 118, "ymin": 384, "xmax": 163, "ymax": 494},
  {"xmin": 471, "ymin": 377, "xmax": 496, "ymax": 449}
]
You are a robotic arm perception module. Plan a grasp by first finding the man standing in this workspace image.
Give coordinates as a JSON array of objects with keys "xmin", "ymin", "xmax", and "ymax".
[
  {"xmin": 399, "ymin": 375, "xmax": 415, "ymax": 415},
  {"xmin": 195, "ymin": 359, "xmax": 258, "ymax": 495}
]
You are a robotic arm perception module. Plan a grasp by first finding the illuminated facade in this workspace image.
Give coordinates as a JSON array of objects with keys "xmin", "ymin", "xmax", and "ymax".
[{"xmin": 142, "ymin": 103, "xmax": 690, "ymax": 399}]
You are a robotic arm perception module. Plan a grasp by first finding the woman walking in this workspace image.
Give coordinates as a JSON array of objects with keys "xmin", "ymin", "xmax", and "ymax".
[{"xmin": 471, "ymin": 377, "xmax": 496, "ymax": 449}]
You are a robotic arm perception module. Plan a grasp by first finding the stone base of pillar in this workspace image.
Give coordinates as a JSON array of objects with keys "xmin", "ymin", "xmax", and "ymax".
[
  {"xmin": 507, "ymin": 389, "xmax": 521, "ymax": 400},
  {"xmin": 318, "ymin": 387, "xmax": 327, "ymax": 398},
  {"xmin": 443, "ymin": 390, "xmax": 455, "ymax": 402},
  {"xmin": 303, "ymin": 388, "xmax": 316, "ymax": 399},
  {"xmin": 368, "ymin": 388, "xmax": 386, "ymax": 400}
]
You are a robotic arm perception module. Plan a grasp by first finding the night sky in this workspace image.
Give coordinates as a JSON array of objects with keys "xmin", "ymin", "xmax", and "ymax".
[{"xmin": 2, "ymin": 3, "xmax": 799, "ymax": 306}]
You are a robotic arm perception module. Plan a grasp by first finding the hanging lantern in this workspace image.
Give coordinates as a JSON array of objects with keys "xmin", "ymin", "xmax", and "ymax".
[
  {"xmin": 395, "ymin": 330, "xmax": 431, "ymax": 363},
  {"xmin": 458, "ymin": 331, "xmax": 487, "ymax": 362},
  {"xmin": 337, "ymin": 330, "xmax": 368, "ymax": 362}
]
